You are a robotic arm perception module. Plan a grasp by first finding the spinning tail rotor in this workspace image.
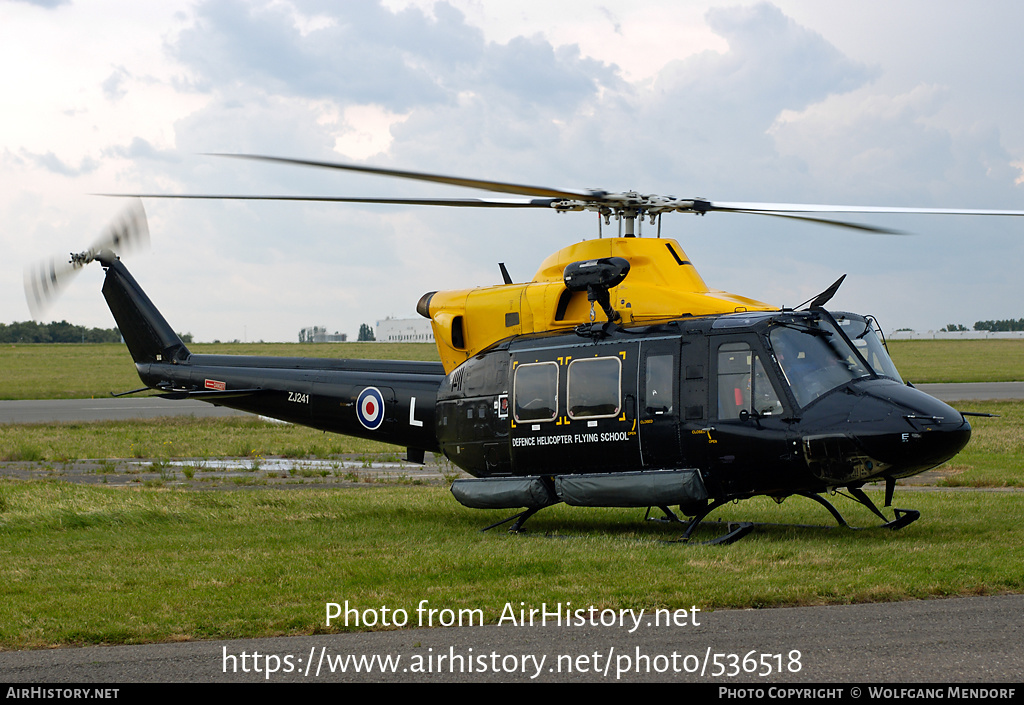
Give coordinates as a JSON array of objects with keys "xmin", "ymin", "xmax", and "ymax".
[{"xmin": 24, "ymin": 198, "xmax": 149, "ymax": 320}]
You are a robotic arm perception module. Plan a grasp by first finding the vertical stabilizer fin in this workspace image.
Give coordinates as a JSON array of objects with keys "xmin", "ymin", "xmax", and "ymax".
[{"xmin": 97, "ymin": 253, "xmax": 190, "ymax": 365}]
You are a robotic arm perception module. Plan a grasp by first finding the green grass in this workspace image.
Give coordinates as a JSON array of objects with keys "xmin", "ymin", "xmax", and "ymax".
[
  {"xmin": 0, "ymin": 342, "xmax": 439, "ymax": 400},
  {"xmin": 0, "ymin": 482, "xmax": 1020, "ymax": 650},
  {"xmin": 937, "ymin": 401, "xmax": 1024, "ymax": 487},
  {"xmin": 887, "ymin": 339, "xmax": 1024, "ymax": 383},
  {"xmin": 0, "ymin": 416, "xmax": 396, "ymax": 462}
]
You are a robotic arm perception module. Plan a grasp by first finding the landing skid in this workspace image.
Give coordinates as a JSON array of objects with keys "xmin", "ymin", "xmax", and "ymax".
[
  {"xmin": 481, "ymin": 505, "xmax": 753, "ymax": 545},
  {"xmin": 477, "ymin": 489, "xmax": 918, "ymax": 540},
  {"xmin": 797, "ymin": 490, "xmax": 921, "ymax": 531},
  {"xmin": 674, "ymin": 490, "xmax": 919, "ymax": 544}
]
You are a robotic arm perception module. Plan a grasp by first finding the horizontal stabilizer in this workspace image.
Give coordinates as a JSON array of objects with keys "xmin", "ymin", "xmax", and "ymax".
[{"xmin": 157, "ymin": 388, "xmax": 264, "ymax": 401}]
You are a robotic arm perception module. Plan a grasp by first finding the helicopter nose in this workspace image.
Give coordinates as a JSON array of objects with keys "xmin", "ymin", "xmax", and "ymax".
[
  {"xmin": 856, "ymin": 383, "xmax": 972, "ymax": 477},
  {"xmin": 893, "ymin": 411, "xmax": 971, "ymax": 470},
  {"xmin": 801, "ymin": 381, "xmax": 972, "ymax": 486}
]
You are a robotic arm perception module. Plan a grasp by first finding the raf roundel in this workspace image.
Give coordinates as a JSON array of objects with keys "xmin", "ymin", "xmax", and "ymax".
[{"xmin": 356, "ymin": 387, "xmax": 385, "ymax": 430}]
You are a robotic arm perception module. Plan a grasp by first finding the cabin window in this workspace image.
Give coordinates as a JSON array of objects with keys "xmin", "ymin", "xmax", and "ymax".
[
  {"xmin": 644, "ymin": 354, "xmax": 674, "ymax": 415},
  {"xmin": 513, "ymin": 362, "xmax": 558, "ymax": 422},
  {"xmin": 567, "ymin": 356, "xmax": 621, "ymax": 419},
  {"xmin": 717, "ymin": 342, "xmax": 783, "ymax": 420}
]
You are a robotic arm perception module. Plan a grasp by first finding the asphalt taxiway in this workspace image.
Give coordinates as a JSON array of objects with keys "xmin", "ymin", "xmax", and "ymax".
[{"xmin": 0, "ymin": 595, "xmax": 1019, "ymax": 683}]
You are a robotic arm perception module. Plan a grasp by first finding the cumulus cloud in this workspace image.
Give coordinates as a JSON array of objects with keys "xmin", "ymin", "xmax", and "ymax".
[
  {"xmin": 102, "ymin": 66, "xmax": 131, "ymax": 101},
  {"xmin": 9, "ymin": 0, "xmax": 70, "ymax": 7},
  {"xmin": 20, "ymin": 150, "xmax": 99, "ymax": 177},
  {"xmin": 157, "ymin": 0, "xmax": 631, "ymax": 227},
  {"xmin": 150, "ymin": 1, "xmax": 929, "ymax": 316},
  {"xmin": 369, "ymin": 1, "xmax": 878, "ymax": 199},
  {"xmin": 597, "ymin": 6, "xmax": 623, "ymax": 36},
  {"xmin": 172, "ymin": 0, "xmax": 482, "ymax": 110},
  {"xmin": 770, "ymin": 84, "xmax": 1022, "ymax": 206},
  {"xmin": 166, "ymin": 0, "xmax": 878, "ymax": 190},
  {"xmin": 102, "ymin": 137, "xmax": 182, "ymax": 163}
]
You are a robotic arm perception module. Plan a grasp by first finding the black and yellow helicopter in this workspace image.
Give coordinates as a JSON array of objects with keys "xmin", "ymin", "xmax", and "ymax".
[{"xmin": 25, "ymin": 156, "xmax": 1024, "ymax": 542}]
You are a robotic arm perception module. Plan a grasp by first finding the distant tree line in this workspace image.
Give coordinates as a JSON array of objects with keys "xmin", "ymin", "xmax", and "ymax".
[
  {"xmin": 973, "ymin": 319, "xmax": 1024, "ymax": 332},
  {"xmin": 940, "ymin": 320, "xmax": 1024, "ymax": 332},
  {"xmin": 0, "ymin": 320, "xmax": 194, "ymax": 344},
  {"xmin": 0, "ymin": 320, "xmax": 121, "ymax": 343}
]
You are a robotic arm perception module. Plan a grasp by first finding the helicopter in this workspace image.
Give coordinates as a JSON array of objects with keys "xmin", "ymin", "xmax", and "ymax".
[{"xmin": 24, "ymin": 155, "xmax": 1024, "ymax": 543}]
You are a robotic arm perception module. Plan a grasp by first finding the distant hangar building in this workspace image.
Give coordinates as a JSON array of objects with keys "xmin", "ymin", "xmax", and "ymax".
[
  {"xmin": 299, "ymin": 326, "xmax": 347, "ymax": 343},
  {"xmin": 376, "ymin": 317, "xmax": 435, "ymax": 343}
]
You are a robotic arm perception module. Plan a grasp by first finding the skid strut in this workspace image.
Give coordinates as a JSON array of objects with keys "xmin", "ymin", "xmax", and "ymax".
[
  {"xmin": 797, "ymin": 490, "xmax": 920, "ymax": 531},
  {"xmin": 481, "ymin": 507, "xmax": 541, "ymax": 533},
  {"xmin": 676, "ymin": 498, "xmax": 755, "ymax": 545},
  {"xmin": 675, "ymin": 489, "xmax": 920, "ymax": 544}
]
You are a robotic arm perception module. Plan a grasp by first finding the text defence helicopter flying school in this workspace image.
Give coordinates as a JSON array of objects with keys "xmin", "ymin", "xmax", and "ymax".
[{"xmin": 25, "ymin": 156, "xmax": 1024, "ymax": 543}]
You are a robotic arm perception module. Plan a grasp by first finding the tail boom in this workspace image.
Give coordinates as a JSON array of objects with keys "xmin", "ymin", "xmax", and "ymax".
[{"xmin": 100, "ymin": 255, "xmax": 445, "ymax": 454}]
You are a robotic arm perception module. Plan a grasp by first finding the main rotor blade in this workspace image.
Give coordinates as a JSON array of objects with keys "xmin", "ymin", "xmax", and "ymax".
[
  {"xmin": 706, "ymin": 201, "xmax": 1024, "ymax": 217},
  {"xmin": 737, "ymin": 211, "xmax": 905, "ymax": 234},
  {"xmin": 98, "ymin": 194, "xmax": 558, "ymax": 208},
  {"xmin": 210, "ymin": 153, "xmax": 602, "ymax": 201}
]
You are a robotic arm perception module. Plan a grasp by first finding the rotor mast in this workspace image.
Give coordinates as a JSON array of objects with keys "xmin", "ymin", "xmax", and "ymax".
[{"xmin": 551, "ymin": 193, "xmax": 699, "ymax": 238}]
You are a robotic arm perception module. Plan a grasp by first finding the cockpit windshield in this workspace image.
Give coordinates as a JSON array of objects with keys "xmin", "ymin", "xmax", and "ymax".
[
  {"xmin": 768, "ymin": 314, "xmax": 871, "ymax": 408},
  {"xmin": 834, "ymin": 313, "xmax": 903, "ymax": 383}
]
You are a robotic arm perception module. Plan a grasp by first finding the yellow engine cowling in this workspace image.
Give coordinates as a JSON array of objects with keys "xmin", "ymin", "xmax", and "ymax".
[{"xmin": 420, "ymin": 237, "xmax": 776, "ymax": 373}]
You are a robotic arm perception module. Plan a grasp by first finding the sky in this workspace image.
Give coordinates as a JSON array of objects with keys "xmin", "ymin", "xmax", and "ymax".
[{"xmin": 3, "ymin": 0, "xmax": 1024, "ymax": 342}]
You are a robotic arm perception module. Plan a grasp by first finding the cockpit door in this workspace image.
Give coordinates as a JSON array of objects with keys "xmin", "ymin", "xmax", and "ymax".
[{"xmin": 638, "ymin": 339, "xmax": 682, "ymax": 468}]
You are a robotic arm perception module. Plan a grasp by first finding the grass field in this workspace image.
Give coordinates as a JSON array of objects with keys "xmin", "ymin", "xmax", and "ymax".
[
  {"xmin": 940, "ymin": 401, "xmax": 1024, "ymax": 487},
  {"xmin": 0, "ymin": 415, "xmax": 397, "ymax": 463},
  {"xmin": 0, "ymin": 338, "xmax": 1021, "ymax": 400},
  {"xmin": 0, "ymin": 483, "xmax": 1021, "ymax": 650},
  {"xmin": 0, "ymin": 342, "xmax": 439, "ymax": 400},
  {"xmin": 0, "ymin": 397, "xmax": 1022, "ymax": 650},
  {"xmin": 886, "ymin": 339, "xmax": 1024, "ymax": 383}
]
